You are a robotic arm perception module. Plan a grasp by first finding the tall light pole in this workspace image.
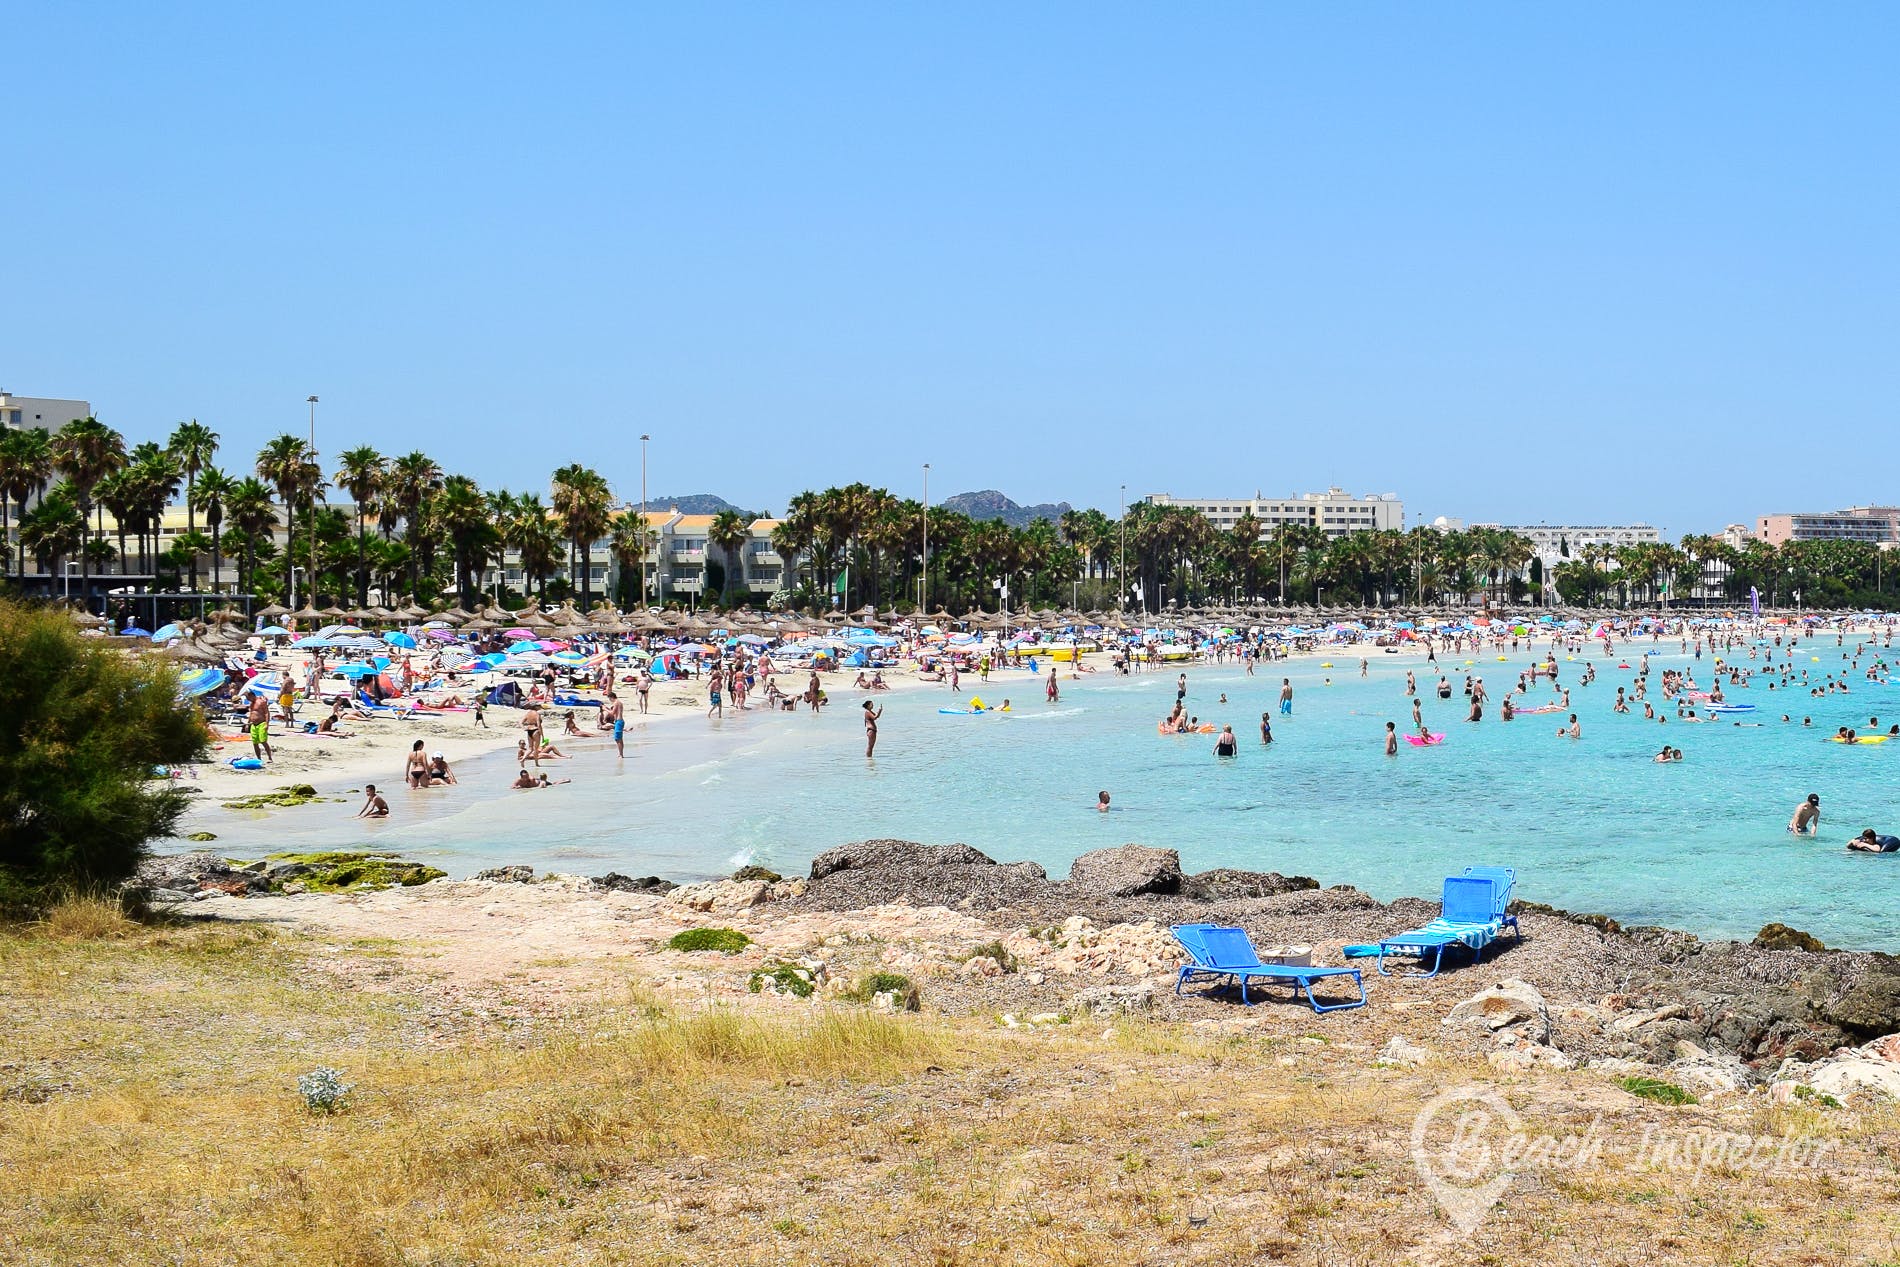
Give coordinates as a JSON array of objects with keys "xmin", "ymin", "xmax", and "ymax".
[
  {"xmin": 639, "ymin": 434, "xmax": 650, "ymax": 609},
  {"xmin": 305, "ymin": 395, "xmax": 319, "ymax": 608},
  {"xmin": 920, "ymin": 462, "xmax": 930, "ymax": 612},
  {"xmin": 1119, "ymin": 484, "xmax": 1127, "ymax": 616}
]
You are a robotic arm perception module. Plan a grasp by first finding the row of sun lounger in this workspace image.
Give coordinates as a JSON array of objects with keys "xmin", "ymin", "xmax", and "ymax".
[{"xmin": 1170, "ymin": 865, "xmax": 1521, "ymax": 1013}]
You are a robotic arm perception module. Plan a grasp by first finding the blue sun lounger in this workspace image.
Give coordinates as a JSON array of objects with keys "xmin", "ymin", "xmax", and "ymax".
[
  {"xmin": 1462, "ymin": 865, "xmax": 1520, "ymax": 940},
  {"xmin": 1171, "ymin": 924, "xmax": 1366, "ymax": 1012},
  {"xmin": 1377, "ymin": 874, "xmax": 1521, "ymax": 978}
]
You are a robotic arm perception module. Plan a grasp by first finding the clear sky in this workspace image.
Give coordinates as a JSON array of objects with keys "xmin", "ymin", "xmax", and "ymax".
[{"xmin": 6, "ymin": 4, "xmax": 1896, "ymax": 536}]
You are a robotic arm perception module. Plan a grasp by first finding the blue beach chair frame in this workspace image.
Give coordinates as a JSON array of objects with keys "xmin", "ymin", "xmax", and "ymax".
[
  {"xmin": 1377, "ymin": 874, "xmax": 1522, "ymax": 978},
  {"xmin": 1171, "ymin": 924, "xmax": 1367, "ymax": 1013},
  {"xmin": 1461, "ymin": 865, "xmax": 1521, "ymax": 940}
]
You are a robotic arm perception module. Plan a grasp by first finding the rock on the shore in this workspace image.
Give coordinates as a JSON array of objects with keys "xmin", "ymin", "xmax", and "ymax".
[
  {"xmin": 1066, "ymin": 845, "xmax": 1182, "ymax": 898},
  {"xmin": 1376, "ymin": 1037, "xmax": 1432, "ymax": 1067},
  {"xmin": 1445, "ymin": 979, "xmax": 1553, "ymax": 1045},
  {"xmin": 592, "ymin": 873, "xmax": 677, "ymax": 895},
  {"xmin": 1667, "ymin": 1040, "xmax": 1754, "ymax": 1097},
  {"xmin": 666, "ymin": 877, "xmax": 806, "ymax": 913},
  {"xmin": 1773, "ymin": 1033, "xmax": 1900, "ymax": 1101},
  {"xmin": 1179, "ymin": 868, "xmax": 1319, "ymax": 901},
  {"xmin": 1065, "ymin": 984, "xmax": 1156, "ymax": 1018},
  {"xmin": 1817, "ymin": 959, "xmax": 1900, "ymax": 1042},
  {"xmin": 473, "ymin": 865, "xmax": 537, "ymax": 884},
  {"xmin": 809, "ymin": 840, "xmax": 998, "ymax": 879},
  {"xmin": 1754, "ymin": 923, "xmax": 1827, "ymax": 953},
  {"xmin": 133, "ymin": 851, "xmax": 268, "ymax": 896}
]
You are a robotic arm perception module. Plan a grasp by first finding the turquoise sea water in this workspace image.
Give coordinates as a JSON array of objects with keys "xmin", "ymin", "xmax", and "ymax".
[{"xmin": 193, "ymin": 639, "xmax": 1900, "ymax": 949}]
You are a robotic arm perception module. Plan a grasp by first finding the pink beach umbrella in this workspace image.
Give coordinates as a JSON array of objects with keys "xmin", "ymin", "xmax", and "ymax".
[{"xmin": 504, "ymin": 627, "xmax": 533, "ymax": 639}]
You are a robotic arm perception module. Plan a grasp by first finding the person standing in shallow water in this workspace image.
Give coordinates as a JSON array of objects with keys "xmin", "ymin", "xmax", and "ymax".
[
  {"xmin": 1279, "ymin": 678, "xmax": 1293, "ymax": 714},
  {"xmin": 1385, "ymin": 721, "xmax": 1398, "ymax": 756},
  {"xmin": 862, "ymin": 699, "xmax": 883, "ymax": 757}
]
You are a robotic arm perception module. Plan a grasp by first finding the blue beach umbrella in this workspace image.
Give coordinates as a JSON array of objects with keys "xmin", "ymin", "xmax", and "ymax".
[
  {"xmin": 121, "ymin": 625, "xmax": 152, "ymax": 638},
  {"xmin": 337, "ymin": 662, "xmax": 381, "ymax": 679},
  {"xmin": 383, "ymin": 631, "xmax": 417, "ymax": 649},
  {"xmin": 258, "ymin": 625, "xmax": 291, "ymax": 636},
  {"xmin": 177, "ymin": 667, "xmax": 226, "ymax": 697},
  {"xmin": 151, "ymin": 622, "xmax": 185, "ymax": 642}
]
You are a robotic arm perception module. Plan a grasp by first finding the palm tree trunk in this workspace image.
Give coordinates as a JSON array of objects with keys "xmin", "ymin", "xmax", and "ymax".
[
  {"xmin": 356, "ymin": 512, "xmax": 367, "ymax": 607},
  {"xmin": 186, "ymin": 475, "xmax": 199, "ymax": 590},
  {"xmin": 211, "ymin": 525, "xmax": 222, "ymax": 592}
]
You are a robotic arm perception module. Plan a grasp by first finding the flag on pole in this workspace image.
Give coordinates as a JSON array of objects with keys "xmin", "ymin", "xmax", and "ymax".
[{"xmin": 1750, "ymin": 586, "xmax": 1760, "ymax": 617}]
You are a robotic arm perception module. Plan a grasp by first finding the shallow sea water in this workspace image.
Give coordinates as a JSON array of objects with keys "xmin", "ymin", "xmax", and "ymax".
[{"xmin": 195, "ymin": 637, "xmax": 1900, "ymax": 948}]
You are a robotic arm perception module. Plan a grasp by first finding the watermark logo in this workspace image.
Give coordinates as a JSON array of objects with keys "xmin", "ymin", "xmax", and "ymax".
[{"xmin": 1411, "ymin": 1084, "xmax": 1839, "ymax": 1237}]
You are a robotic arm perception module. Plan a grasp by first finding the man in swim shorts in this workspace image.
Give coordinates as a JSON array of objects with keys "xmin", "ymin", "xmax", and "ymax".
[
  {"xmin": 246, "ymin": 692, "xmax": 273, "ymax": 764},
  {"xmin": 1279, "ymin": 679, "xmax": 1293, "ymax": 715},
  {"xmin": 603, "ymin": 690, "xmax": 625, "ymax": 757},
  {"xmin": 1384, "ymin": 721, "xmax": 1397, "ymax": 756},
  {"xmin": 1790, "ymin": 794, "xmax": 1821, "ymax": 835}
]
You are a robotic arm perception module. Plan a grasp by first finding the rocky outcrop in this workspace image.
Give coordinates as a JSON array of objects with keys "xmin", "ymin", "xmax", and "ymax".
[
  {"xmin": 133, "ymin": 851, "xmax": 268, "ymax": 896},
  {"xmin": 1445, "ymin": 979, "xmax": 1553, "ymax": 1045},
  {"xmin": 473, "ymin": 866, "xmax": 537, "ymax": 884},
  {"xmin": 1178, "ymin": 868, "xmax": 1319, "ymax": 901},
  {"xmin": 1754, "ymin": 923, "xmax": 1826, "ymax": 953},
  {"xmin": 1066, "ymin": 845, "xmax": 1182, "ymax": 898},
  {"xmin": 666, "ymin": 877, "xmax": 806, "ymax": 914},
  {"xmin": 809, "ymin": 840, "xmax": 999, "ymax": 879},
  {"xmin": 592, "ymin": 872, "xmax": 677, "ymax": 894},
  {"xmin": 1772, "ymin": 1033, "xmax": 1900, "ymax": 1101}
]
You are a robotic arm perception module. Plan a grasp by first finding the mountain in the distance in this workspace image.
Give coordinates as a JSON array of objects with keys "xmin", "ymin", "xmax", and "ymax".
[
  {"xmin": 941, "ymin": 489, "xmax": 1074, "ymax": 529},
  {"xmin": 636, "ymin": 493, "xmax": 767, "ymax": 518}
]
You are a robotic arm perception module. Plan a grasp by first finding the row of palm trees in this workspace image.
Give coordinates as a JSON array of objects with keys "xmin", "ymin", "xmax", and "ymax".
[{"xmin": 10, "ymin": 420, "xmax": 1878, "ymax": 614}]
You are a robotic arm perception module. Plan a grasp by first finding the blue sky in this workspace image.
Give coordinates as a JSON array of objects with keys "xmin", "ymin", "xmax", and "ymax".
[{"xmin": 5, "ymin": 4, "xmax": 1896, "ymax": 535}]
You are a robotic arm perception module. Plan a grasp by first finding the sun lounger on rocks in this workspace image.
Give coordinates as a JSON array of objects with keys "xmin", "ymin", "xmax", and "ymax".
[
  {"xmin": 1171, "ymin": 924, "xmax": 1366, "ymax": 1013},
  {"xmin": 1376, "ymin": 873, "xmax": 1520, "ymax": 978}
]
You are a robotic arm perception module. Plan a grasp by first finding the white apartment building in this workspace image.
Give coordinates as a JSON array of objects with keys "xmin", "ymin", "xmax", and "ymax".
[
  {"xmin": 1146, "ymin": 488, "xmax": 1404, "ymax": 538},
  {"xmin": 1473, "ymin": 523, "xmax": 1661, "ymax": 562},
  {"xmin": 0, "ymin": 391, "xmax": 91, "ymax": 433}
]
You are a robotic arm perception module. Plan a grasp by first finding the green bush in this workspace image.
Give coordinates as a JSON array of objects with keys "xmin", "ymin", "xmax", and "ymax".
[
  {"xmin": 0, "ymin": 600, "xmax": 207, "ymax": 907},
  {"xmin": 748, "ymin": 962, "xmax": 816, "ymax": 998},
  {"xmin": 666, "ymin": 927, "xmax": 753, "ymax": 954},
  {"xmin": 1619, "ymin": 1076, "xmax": 1696, "ymax": 1105},
  {"xmin": 845, "ymin": 971, "xmax": 920, "ymax": 1010}
]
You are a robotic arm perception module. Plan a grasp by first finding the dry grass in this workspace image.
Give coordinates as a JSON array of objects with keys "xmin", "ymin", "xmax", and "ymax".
[
  {"xmin": 6, "ymin": 919, "xmax": 1900, "ymax": 1265},
  {"xmin": 29, "ymin": 891, "xmax": 145, "ymax": 941}
]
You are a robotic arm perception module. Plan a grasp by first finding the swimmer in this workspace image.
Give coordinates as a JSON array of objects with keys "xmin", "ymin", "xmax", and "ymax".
[
  {"xmin": 1848, "ymin": 828, "xmax": 1900, "ymax": 853},
  {"xmin": 1214, "ymin": 725, "xmax": 1238, "ymax": 757},
  {"xmin": 1384, "ymin": 721, "xmax": 1397, "ymax": 756},
  {"xmin": 1097, "ymin": 790, "xmax": 1111, "ymax": 813},
  {"xmin": 1790, "ymin": 793, "xmax": 1821, "ymax": 835},
  {"xmin": 1260, "ymin": 712, "xmax": 1273, "ymax": 745}
]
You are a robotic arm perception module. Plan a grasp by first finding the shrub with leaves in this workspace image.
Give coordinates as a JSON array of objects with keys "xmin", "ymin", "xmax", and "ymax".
[
  {"xmin": 846, "ymin": 971, "xmax": 921, "ymax": 1011},
  {"xmin": 1619, "ymin": 1075, "xmax": 1695, "ymax": 1105},
  {"xmin": 666, "ymin": 927, "xmax": 752, "ymax": 954},
  {"xmin": 748, "ymin": 962, "xmax": 816, "ymax": 998},
  {"xmin": 296, "ymin": 1066, "xmax": 354, "ymax": 1114},
  {"xmin": 0, "ymin": 600, "xmax": 208, "ymax": 908},
  {"xmin": 960, "ymin": 940, "xmax": 1018, "ymax": 973}
]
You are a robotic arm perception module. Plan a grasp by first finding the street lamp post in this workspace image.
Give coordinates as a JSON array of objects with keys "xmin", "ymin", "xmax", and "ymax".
[
  {"xmin": 305, "ymin": 396, "xmax": 319, "ymax": 607},
  {"xmin": 1118, "ymin": 485, "xmax": 1126, "ymax": 615},
  {"xmin": 639, "ymin": 434, "xmax": 650, "ymax": 609},
  {"xmin": 920, "ymin": 462, "xmax": 930, "ymax": 612}
]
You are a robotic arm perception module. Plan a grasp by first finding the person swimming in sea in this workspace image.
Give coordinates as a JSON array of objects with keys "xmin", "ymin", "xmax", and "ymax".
[
  {"xmin": 1214, "ymin": 725, "xmax": 1238, "ymax": 757},
  {"xmin": 1848, "ymin": 828, "xmax": 1900, "ymax": 853}
]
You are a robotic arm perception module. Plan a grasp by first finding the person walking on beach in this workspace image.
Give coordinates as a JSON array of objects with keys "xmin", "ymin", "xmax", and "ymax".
[
  {"xmin": 707, "ymin": 671, "xmax": 723, "ymax": 719},
  {"xmin": 636, "ymin": 668, "xmax": 652, "ymax": 715},
  {"xmin": 521, "ymin": 705, "xmax": 543, "ymax": 766},
  {"xmin": 603, "ymin": 690, "xmax": 625, "ymax": 757},
  {"xmin": 246, "ymin": 691, "xmax": 273, "ymax": 764},
  {"xmin": 862, "ymin": 699, "xmax": 882, "ymax": 757},
  {"xmin": 473, "ymin": 694, "xmax": 488, "ymax": 728},
  {"xmin": 1279, "ymin": 679, "xmax": 1293, "ymax": 715},
  {"xmin": 1046, "ymin": 668, "xmax": 1059, "ymax": 703}
]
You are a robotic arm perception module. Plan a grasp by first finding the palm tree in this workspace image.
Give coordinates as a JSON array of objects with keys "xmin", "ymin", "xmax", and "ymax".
[
  {"xmin": 434, "ymin": 475, "xmax": 491, "ymax": 605},
  {"xmin": 226, "ymin": 477, "xmax": 277, "ymax": 595},
  {"xmin": 550, "ymin": 464, "xmax": 613, "ymax": 609},
  {"xmin": 167, "ymin": 420, "xmax": 219, "ymax": 589},
  {"xmin": 607, "ymin": 510, "xmax": 649, "ymax": 607},
  {"xmin": 0, "ymin": 427, "xmax": 53, "ymax": 580},
  {"xmin": 19, "ymin": 485, "xmax": 85, "ymax": 579},
  {"xmin": 384, "ymin": 451, "xmax": 443, "ymax": 599},
  {"xmin": 190, "ymin": 466, "xmax": 236, "ymax": 592},
  {"xmin": 49, "ymin": 416, "xmax": 126, "ymax": 603},
  {"xmin": 708, "ymin": 509, "xmax": 750, "ymax": 607},
  {"xmin": 333, "ymin": 445, "xmax": 386, "ymax": 606},
  {"xmin": 255, "ymin": 435, "xmax": 321, "ymax": 605},
  {"xmin": 126, "ymin": 442, "xmax": 181, "ymax": 574}
]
